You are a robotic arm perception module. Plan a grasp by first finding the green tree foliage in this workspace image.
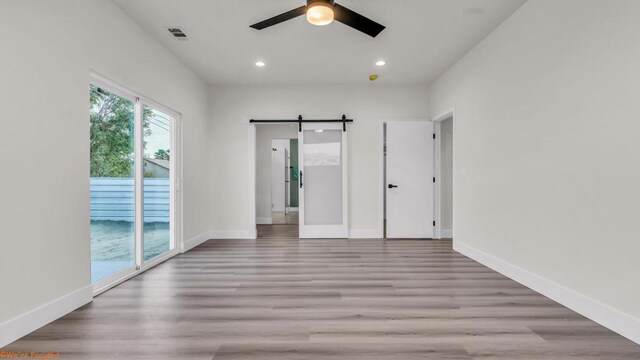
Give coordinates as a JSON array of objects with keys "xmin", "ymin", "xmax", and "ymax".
[
  {"xmin": 90, "ymin": 85, "xmax": 151, "ymax": 177},
  {"xmin": 154, "ymin": 149, "xmax": 170, "ymax": 160}
]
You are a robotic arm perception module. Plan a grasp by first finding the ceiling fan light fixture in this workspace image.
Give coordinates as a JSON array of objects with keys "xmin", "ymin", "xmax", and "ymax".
[
  {"xmin": 306, "ymin": 1, "xmax": 334, "ymax": 26},
  {"xmin": 249, "ymin": 0, "xmax": 385, "ymax": 38}
]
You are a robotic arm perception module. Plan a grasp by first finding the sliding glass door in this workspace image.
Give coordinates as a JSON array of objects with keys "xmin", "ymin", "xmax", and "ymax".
[
  {"xmin": 90, "ymin": 76, "xmax": 178, "ymax": 291},
  {"xmin": 143, "ymin": 105, "xmax": 174, "ymax": 261},
  {"xmin": 89, "ymin": 85, "xmax": 137, "ymax": 283}
]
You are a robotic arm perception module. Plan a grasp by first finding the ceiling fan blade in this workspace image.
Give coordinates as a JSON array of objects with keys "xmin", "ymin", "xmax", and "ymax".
[
  {"xmin": 250, "ymin": 6, "xmax": 307, "ymax": 30},
  {"xmin": 333, "ymin": 3, "xmax": 385, "ymax": 38}
]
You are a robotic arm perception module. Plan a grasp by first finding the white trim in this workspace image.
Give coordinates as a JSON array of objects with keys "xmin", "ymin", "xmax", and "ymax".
[
  {"xmin": 432, "ymin": 108, "xmax": 456, "ymax": 123},
  {"xmin": 256, "ymin": 217, "xmax": 273, "ymax": 225},
  {"xmin": 0, "ymin": 286, "xmax": 93, "ymax": 347},
  {"xmin": 432, "ymin": 108, "xmax": 455, "ymax": 240},
  {"xmin": 248, "ymin": 123, "xmax": 257, "ymax": 237},
  {"xmin": 134, "ymin": 97, "xmax": 144, "ymax": 269},
  {"xmin": 89, "ymin": 74, "xmax": 137, "ymax": 102},
  {"xmin": 441, "ymin": 229, "xmax": 453, "ymax": 238},
  {"xmin": 286, "ymin": 207, "xmax": 299, "ymax": 212},
  {"xmin": 379, "ymin": 120, "xmax": 386, "ymax": 239},
  {"xmin": 174, "ymin": 113, "xmax": 184, "ymax": 255},
  {"xmin": 349, "ymin": 229, "xmax": 384, "ymax": 239},
  {"xmin": 210, "ymin": 230, "xmax": 257, "ymax": 239},
  {"xmin": 454, "ymin": 241, "xmax": 640, "ymax": 345},
  {"xmin": 433, "ymin": 120, "xmax": 442, "ymax": 239},
  {"xmin": 181, "ymin": 231, "xmax": 213, "ymax": 253}
]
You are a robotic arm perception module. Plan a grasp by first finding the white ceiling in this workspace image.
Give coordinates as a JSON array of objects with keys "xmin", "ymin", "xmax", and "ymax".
[{"xmin": 113, "ymin": 0, "xmax": 527, "ymax": 85}]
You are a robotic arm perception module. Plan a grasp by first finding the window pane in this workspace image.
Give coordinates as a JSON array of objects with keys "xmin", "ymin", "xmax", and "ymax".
[
  {"xmin": 143, "ymin": 106, "xmax": 172, "ymax": 261},
  {"xmin": 90, "ymin": 85, "xmax": 135, "ymax": 283}
]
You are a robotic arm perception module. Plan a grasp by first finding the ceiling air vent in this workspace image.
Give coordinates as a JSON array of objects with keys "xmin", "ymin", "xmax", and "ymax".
[{"xmin": 167, "ymin": 28, "xmax": 189, "ymax": 41}]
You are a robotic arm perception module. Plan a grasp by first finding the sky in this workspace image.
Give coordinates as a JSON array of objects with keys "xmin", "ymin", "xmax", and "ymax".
[{"xmin": 145, "ymin": 109, "xmax": 171, "ymax": 160}]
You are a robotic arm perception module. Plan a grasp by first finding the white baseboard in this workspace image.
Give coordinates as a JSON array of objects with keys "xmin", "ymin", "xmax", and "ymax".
[
  {"xmin": 441, "ymin": 229, "xmax": 453, "ymax": 238},
  {"xmin": 349, "ymin": 229, "xmax": 383, "ymax": 239},
  {"xmin": 454, "ymin": 240, "xmax": 640, "ymax": 345},
  {"xmin": 181, "ymin": 231, "xmax": 213, "ymax": 253},
  {"xmin": 210, "ymin": 230, "xmax": 256, "ymax": 240},
  {"xmin": 197, "ymin": 229, "xmax": 382, "ymax": 240},
  {"xmin": 256, "ymin": 217, "xmax": 273, "ymax": 225},
  {"xmin": 286, "ymin": 207, "xmax": 299, "ymax": 212},
  {"xmin": 0, "ymin": 285, "xmax": 93, "ymax": 348}
]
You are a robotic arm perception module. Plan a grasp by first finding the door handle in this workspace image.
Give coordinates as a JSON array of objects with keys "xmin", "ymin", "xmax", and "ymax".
[
  {"xmin": 300, "ymin": 171, "xmax": 303, "ymax": 189},
  {"xmin": 388, "ymin": 184, "xmax": 398, "ymax": 189}
]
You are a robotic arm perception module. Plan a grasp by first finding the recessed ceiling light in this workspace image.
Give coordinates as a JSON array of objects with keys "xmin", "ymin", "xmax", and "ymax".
[
  {"xmin": 255, "ymin": 61, "xmax": 266, "ymax": 67},
  {"xmin": 376, "ymin": 60, "xmax": 386, "ymax": 66}
]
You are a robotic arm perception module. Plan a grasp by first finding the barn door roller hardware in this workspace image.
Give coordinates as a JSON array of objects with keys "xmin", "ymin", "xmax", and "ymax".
[{"xmin": 250, "ymin": 115, "xmax": 354, "ymax": 132}]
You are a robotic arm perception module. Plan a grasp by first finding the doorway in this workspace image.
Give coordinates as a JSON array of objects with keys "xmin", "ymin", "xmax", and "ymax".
[
  {"xmin": 255, "ymin": 125, "xmax": 299, "ymax": 238},
  {"xmin": 271, "ymin": 138, "xmax": 299, "ymax": 225},
  {"xmin": 250, "ymin": 120, "xmax": 349, "ymax": 239},
  {"xmin": 433, "ymin": 110, "xmax": 455, "ymax": 239}
]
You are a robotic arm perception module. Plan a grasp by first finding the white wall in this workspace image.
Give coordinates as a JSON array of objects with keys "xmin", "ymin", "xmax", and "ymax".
[
  {"xmin": 431, "ymin": 0, "xmax": 640, "ymax": 340},
  {"xmin": 209, "ymin": 85, "xmax": 430, "ymax": 237},
  {"xmin": 0, "ymin": 0, "xmax": 210, "ymax": 338},
  {"xmin": 255, "ymin": 125, "xmax": 298, "ymax": 223}
]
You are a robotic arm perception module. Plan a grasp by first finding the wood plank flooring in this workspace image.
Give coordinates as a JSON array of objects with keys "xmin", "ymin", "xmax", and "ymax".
[
  {"xmin": 3, "ymin": 225, "xmax": 639, "ymax": 359},
  {"xmin": 257, "ymin": 224, "xmax": 299, "ymax": 239},
  {"xmin": 271, "ymin": 211, "xmax": 299, "ymax": 225}
]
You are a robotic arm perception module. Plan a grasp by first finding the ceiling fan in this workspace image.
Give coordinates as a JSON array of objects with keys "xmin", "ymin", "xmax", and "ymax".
[{"xmin": 250, "ymin": 0, "xmax": 386, "ymax": 38}]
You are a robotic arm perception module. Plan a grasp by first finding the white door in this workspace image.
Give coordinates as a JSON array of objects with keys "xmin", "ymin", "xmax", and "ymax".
[
  {"xmin": 271, "ymin": 142, "xmax": 286, "ymax": 213},
  {"xmin": 386, "ymin": 121, "xmax": 434, "ymax": 238},
  {"xmin": 299, "ymin": 123, "xmax": 348, "ymax": 238}
]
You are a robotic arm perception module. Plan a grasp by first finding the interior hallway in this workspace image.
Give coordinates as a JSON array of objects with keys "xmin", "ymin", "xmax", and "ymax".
[
  {"xmin": 271, "ymin": 211, "xmax": 299, "ymax": 225},
  {"xmin": 3, "ymin": 234, "xmax": 639, "ymax": 359}
]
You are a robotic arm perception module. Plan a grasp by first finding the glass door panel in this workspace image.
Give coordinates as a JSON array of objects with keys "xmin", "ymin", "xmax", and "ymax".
[
  {"xmin": 299, "ymin": 123, "xmax": 348, "ymax": 238},
  {"xmin": 90, "ymin": 78, "xmax": 180, "ymax": 293},
  {"xmin": 90, "ymin": 85, "xmax": 136, "ymax": 283},
  {"xmin": 143, "ymin": 105, "xmax": 173, "ymax": 261}
]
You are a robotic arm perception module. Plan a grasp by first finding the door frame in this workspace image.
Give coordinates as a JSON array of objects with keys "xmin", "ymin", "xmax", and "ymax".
[
  {"xmin": 381, "ymin": 119, "xmax": 434, "ymax": 239},
  {"xmin": 247, "ymin": 119, "xmax": 348, "ymax": 239},
  {"xmin": 248, "ymin": 122, "xmax": 298, "ymax": 238},
  {"xmin": 270, "ymin": 139, "xmax": 289, "ymax": 214},
  {"xmin": 90, "ymin": 72, "xmax": 183, "ymax": 295},
  {"xmin": 432, "ymin": 108, "xmax": 456, "ymax": 240}
]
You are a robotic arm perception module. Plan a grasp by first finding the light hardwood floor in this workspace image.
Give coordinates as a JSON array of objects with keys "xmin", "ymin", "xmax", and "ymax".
[
  {"xmin": 3, "ymin": 226, "xmax": 639, "ymax": 359},
  {"xmin": 271, "ymin": 211, "xmax": 299, "ymax": 225}
]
